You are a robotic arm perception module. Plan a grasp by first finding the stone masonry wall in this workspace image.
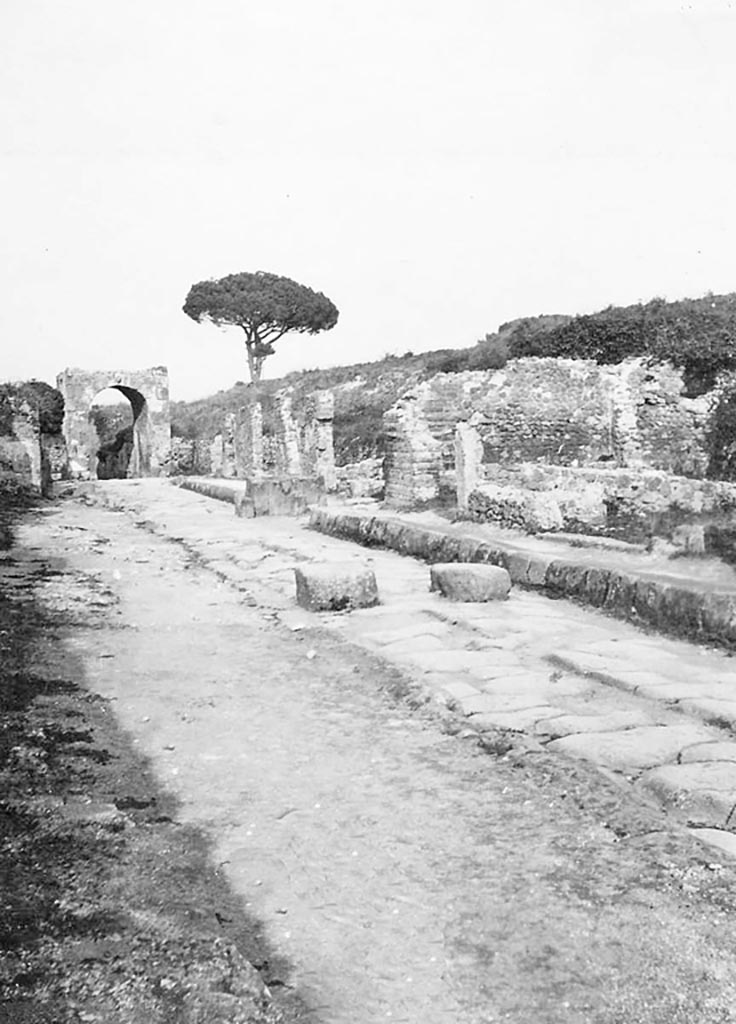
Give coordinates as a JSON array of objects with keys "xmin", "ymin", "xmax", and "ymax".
[
  {"xmin": 0, "ymin": 393, "xmax": 68, "ymax": 496},
  {"xmin": 383, "ymin": 374, "xmax": 491, "ymax": 506},
  {"xmin": 384, "ymin": 358, "xmax": 720, "ymax": 508},
  {"xmin": 178, "ymin": 387, "xmax": 337, "ymax": 491},
  {"xmin": 57, "ymin": 366, "xmax": 171, "ymax": 479}
]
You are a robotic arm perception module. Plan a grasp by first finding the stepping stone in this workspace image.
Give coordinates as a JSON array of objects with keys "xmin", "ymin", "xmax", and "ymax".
[
  {"xmin": 429, "ymin": 563, "xmax": 511, "ymax": 602},
  {"xmin": 294, "ymin": 564, "xmax": 379, "ymax": 612}
]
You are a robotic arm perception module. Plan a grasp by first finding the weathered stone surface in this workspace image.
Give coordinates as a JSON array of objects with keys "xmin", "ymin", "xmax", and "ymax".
[
  {"xmin": 637, "ymin": 762, "xmax": 736, "ymax": 827},
  {"xmin": 680, "ymin": 741, "xmax": 736, "ymax": 763},
  {"xmin": 690, "ymin": 828, "xmax": 736, "ymax": 858},
  {"xmin": 437, "ymin": 680, "xmax": 482, "ymax": 703},
  {"xmin": 308, "ymin": 508, "xmax": 736, "ymax": 647},
  {"xmin": 430, "ymin": 563, "xmax": 511, "ymax": 602},
  {"xmin": 294, "ymin": 564, "xmax": 379, "ymax": 612},
  {"xmin": 548, "ymin": 724, "xmax": 716, "ymax": 773},
  {"xmin": 468, "ymin": 706, "xmax": 565, "ymax": 732},
  {"xmin": 679, "ymin": 699, "xmax": 736, "ymax": 730},
  {"xmin": 459, "ymin": 692, "xmax": 549, "ymax": 715},
  {"xmin": 57, "ymin": 366, "xmax": 171, "ymax": 478},
  {"xmin": 534, "ymin": 710, "xmax": 656, "ymax": 740},
  {"xmin": 250, "ymin": 476, "xmax": 324, "ymax": 516}
]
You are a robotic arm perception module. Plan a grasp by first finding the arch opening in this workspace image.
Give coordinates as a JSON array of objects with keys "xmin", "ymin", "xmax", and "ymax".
[{"xmin": 88, "ymin": 385, "xmax": 151, "ymax": 479}]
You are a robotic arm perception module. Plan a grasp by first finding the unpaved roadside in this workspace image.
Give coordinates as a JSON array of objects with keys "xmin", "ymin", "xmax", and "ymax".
[
  {"xmin": 0, "ymin": 495, "xmax": 307, "ymax": 1024},
  {"xmin": 9, "ymin": 488, "xmax": 736, "ymax": 1023}
]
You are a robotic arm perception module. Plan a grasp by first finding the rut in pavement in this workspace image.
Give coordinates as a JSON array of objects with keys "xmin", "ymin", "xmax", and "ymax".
[{"xmin": 26, "ymin": 495, "xmax": 736, "ymax": 1024}]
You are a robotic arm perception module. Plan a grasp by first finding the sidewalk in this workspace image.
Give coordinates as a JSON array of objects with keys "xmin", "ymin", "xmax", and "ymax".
[
  {"xmin": 93, "ymin": 480, "xmax": 736, "ymax": 856},
  {"xmin": 308, "ymin": 504, "xmax": 736, "ymax": 648}
]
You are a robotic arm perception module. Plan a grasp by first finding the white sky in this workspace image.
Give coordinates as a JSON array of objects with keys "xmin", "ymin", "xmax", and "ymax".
[{"xmin": 2, "ymin": 0, "xmax": 736, "ymax": 400}]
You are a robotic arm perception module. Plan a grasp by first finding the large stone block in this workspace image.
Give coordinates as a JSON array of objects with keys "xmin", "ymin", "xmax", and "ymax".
[
  {"xmin": 429, "ymin": 563, "xmax": 511, "ymax": 602},
  {"xmin": 294, "ymin": 564, "xmax": 379, "ymax": 612}
]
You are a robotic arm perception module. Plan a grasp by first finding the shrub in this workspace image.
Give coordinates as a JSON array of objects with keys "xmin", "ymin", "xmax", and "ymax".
[
  {"xmin": 708, "ymin": 385, "xmax": 736, "ymax": 481},
  {"xmin": 508, "ymin": 294, "xmax": 736, "ymax": 397},
  {"xmin": 0, "ymin": 382, "xmax": 65, "ymax": 437}
]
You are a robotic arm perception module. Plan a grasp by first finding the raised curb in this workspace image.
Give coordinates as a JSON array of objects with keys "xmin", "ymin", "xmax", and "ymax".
[
  {"xmin": 308, "ymin": 508, "xmax": 736, "ymax": 648},
  {"xmin": 175, "ymin": 477, "xmax": 243, "ymax": 504}
]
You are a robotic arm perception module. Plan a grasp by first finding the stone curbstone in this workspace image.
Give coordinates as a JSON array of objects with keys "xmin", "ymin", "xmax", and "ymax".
[
  {"xmin": 307, "ymin": 508, "xmax": 736, "ymax": 648},
  {"xmin": 429, "ymin": 563, "xmax": 511, "ymax": 602}
]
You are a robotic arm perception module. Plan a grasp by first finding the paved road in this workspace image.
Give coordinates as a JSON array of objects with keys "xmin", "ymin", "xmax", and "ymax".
[
  {"xmin": 105, "ymin": 480, "xmax": 736, "ymax": 848},
  {"xmin": 18, "ymin": 481, "xmax": 736, "ymax": 1023}
]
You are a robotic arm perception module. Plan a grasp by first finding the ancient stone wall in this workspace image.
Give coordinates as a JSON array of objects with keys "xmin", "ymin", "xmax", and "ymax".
[
  {"xmin": 464, "ymin": 464, "xmax": 736, "ymax": 538},
  {"xmin": 336, "ymin": 457, "xmax": 385, "ymax": 500},
  {"xmin": 384, "ymin": 358, "xmax": 723, "ymax": 508},
  {"xmin": 165, "ymin": 437, "xmax": 212, "ymax": 476},
  {"xmin": 235, "ymin": 387, "xmax": 336, "ymax": 487},
  {"xmin": 0, "ymin": 394, "xmax": 41, "ymax": 492},
  {"xmin": 383, "ymin": 374, "xmax": 490, "ymax": 506},
  {"xmin": 173, "ymin": 386, "xmax": 337, "ymax": 493},
  {"xmin": 57, "ymin": 366, "xmax": 171, "ymax": 479},
  {"xmin": 0, "ymin": 391, "xmax": 68, "ymax": 497}
]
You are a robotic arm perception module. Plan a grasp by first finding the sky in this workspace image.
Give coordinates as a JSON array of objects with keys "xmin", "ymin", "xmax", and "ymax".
[{"xmin": 2, "ymin": 0, "xmax": 736, "ymax": 401}]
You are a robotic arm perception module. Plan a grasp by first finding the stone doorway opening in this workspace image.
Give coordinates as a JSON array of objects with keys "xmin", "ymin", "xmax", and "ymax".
[
  {"xmin": 89, "ymin": 386, "xmax": 151, "ymax": 479},
  {"xmin": 56, "ymin": 367, "xmax": 171, "ymax": 479}
]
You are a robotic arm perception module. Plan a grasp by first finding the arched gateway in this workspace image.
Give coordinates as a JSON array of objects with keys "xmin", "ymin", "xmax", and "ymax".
[{"xmin": 56, "ymin": 366, "xmax": 171, "ymax": 478}]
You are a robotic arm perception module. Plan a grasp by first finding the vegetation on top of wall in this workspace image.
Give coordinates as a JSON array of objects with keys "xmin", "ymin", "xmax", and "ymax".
[
  {"xmin": 170, "ymin": 350, "xmax": 473, "ymax": 461},
  {"xmin": 170, "ymin": 291, "xmax": 736, "ymax": 461},
  {"xmin": 708, "ymin": 385, "xmax": 736, "ymax": 481},
  {"xmin": 0, "ymin": 381, "xmax": 65, "ymax": 437},
  {"xmin": 89, "ymin": 403, "xmax": 133, "ymax": 446},
  {"xmin": 508, "ymin": 293, "xmax": 736, "ymax": 396}
]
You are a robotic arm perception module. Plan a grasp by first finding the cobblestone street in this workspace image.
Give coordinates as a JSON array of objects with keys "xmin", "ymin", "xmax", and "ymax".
[{"xmin": 13, "ymin": 480, "xmax": 736, "ymax": 1023}]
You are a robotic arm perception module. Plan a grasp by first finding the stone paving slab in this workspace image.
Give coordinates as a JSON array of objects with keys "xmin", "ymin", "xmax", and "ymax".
[
  {"xmin": 679, "ymin": 699, "xmax": 736, "ymax": 730},
  {"xmin": 681, "ymin": 741, "xmax": 736, "ymax": 763},
  {"xmin": 534, "ymin": 710, "xmax": 660, "ymax": 740},
  {"xmin": 637, "ymin": 762, "xmax": 736, "ymax": 827},
  {"xmin": 468, "ymin": 706, "xmax": 567, "ymax": 732},
  {"xmin": 548, "ymin": 724, "xmax": 717, "ymax": 774}
]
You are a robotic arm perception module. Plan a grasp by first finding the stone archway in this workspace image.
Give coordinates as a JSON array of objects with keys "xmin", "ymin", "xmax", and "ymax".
[{"xmin": 56, "ymin": 367, "xmax": 171, "ymax": 479}]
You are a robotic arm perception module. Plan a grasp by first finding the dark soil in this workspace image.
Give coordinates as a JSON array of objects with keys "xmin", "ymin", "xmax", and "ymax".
[{"xmin": 0, "ymin": 495, "xmax": 310, "ymax": 1024}]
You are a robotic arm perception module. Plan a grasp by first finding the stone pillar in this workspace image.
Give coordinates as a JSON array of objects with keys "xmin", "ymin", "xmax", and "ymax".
[
  {"xmin": 222, "ymin": 412, "xmax": 237, "ymax": 478},
  {"xmin": 251, "ymin": 404, "xmax": 264, "ymax": 477},
  {"xmin": 210, "ymin": 434, "xmax": 225, "ymax": 476},
  {"xmin": 383, "ymin": 384, "xmax": 443, "ymax": 507},
  {"xmin": 277, "ymin": 389, "xmax": 302, "ymax": 476},
  {"xmin": 12, "ymin": 401, "xmax": 42, "ymax": 491},
  {"xmin": 312, "ymin": 390, "xmax": 336, "ymax": 491},
  {"xmin": 455, "ymin": 419, "xmax": 484, "ymax": 510},
  {"xmin": 234, "ymin": 403, "xmax": 265, "ymax": 478}
]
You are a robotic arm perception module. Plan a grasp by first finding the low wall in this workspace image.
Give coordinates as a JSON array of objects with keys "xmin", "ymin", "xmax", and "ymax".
[
  {"xmin": 465, "ymin": 465, "xmax": 736, "ymax": 539},
  {"xmin": 176, "ymin": 475, "xmax": 325, "ymax": 517},
  {"xmin": 336, "ymin": 457, "xmax": 385, "ymax": 499}
]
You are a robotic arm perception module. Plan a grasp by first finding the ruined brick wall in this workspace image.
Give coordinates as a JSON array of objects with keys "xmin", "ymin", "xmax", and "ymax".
[
  {"xmin": 165, "ymin": 438, "xmax": 212, "ymax": 476},
  {"xmin": 0, "ymin": 391, "xmax": 43, "ymax": 493},
  {"xmin": 383, "ymin": 374, "xmax": 491, "ymax": 506},
  {"xmin": 0, "ymin": 398, "xmax": 40, "ymax": 492},
  {"xmin": 476, "ymin": 360, "xmax": 615, "ymax": 466},
  {"xmin": 384, "ymin": 358, "xmax": 720, "ymax": 508},
  {"xmin": 229, "ymin": 387, "xmax": 336, "ymax": 488},
  {"xmin": 465, "ymin": 463, "xmax": 736, "ymax": 538}
]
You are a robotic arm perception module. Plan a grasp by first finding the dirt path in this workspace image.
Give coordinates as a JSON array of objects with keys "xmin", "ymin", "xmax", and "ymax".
[{"xmin": 15, "ymin": 488, "xmax": 736, "ymax": 1023}]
